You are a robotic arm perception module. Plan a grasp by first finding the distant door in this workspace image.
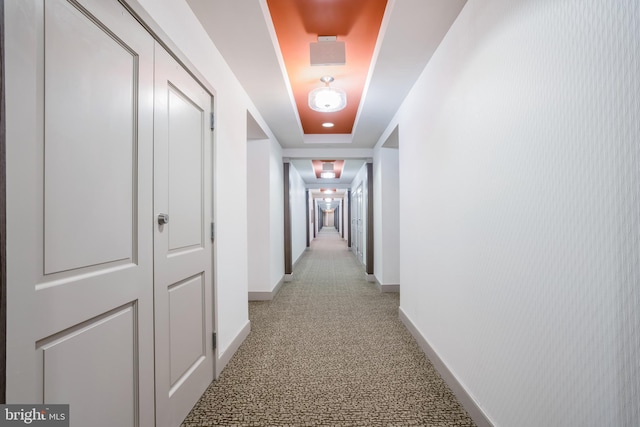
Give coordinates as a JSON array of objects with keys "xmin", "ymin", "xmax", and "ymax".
[
  {"xmin": 153, "ymin": 46, "xmax": 214, "ymax": 427},
  {"xmin": 6, "ymin": 0, "xmax": 155, "ymax": 425},
  {"xmin": 326, "ymin": 210, "xmax": 334, "ymax": 227},
  {"xmin": 354, "ymin": 185, "xmax": 364, "ymax": 263}
]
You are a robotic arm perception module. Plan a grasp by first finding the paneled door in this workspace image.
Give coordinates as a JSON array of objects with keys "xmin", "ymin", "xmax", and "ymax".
[
  {"xmin": 354, "ymin": 185, "xmax": 364, "ymax": 263},
  {"xmin": 153, "ymin": 46, "xmax": 214, "ymax": 427},
  {"xmin": 5, "ymin": 0, "xmax": 155, "ymax": 426}
]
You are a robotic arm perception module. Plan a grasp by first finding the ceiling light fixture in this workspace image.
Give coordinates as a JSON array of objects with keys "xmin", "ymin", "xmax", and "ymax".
[
  {"xmin": 320, "ymin": 161, "xmax": 336, "ymax": 179},
  {"xmin": 308, "ymin": 76, "xmax": 347, "ymax": 113},
  {"xmin": 324, "ymin": 198, "xmax": 332, "ymax": 202},
  {"xmin": 324, "ymin": 189, "xmax": 333, "ymax": 194},
  {"xmin": 322, "ymin": 122, "xmax": 334, "ymax": 128}
]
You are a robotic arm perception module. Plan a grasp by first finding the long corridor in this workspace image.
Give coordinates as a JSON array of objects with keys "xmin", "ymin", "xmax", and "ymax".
[{"xmin": 181, "ymin": 229, "xmax": 474, "ymax": 426}]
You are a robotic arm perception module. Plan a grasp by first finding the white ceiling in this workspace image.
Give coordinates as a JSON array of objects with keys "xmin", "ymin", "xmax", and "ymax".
[{"xmin": 186, "ymin": 0, "xmax": 467, "ymax": 183}]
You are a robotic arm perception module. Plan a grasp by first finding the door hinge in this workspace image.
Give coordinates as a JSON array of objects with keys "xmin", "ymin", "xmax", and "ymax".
[
  {"xmin": 211, "ymin": 221, "xmax": 215, "ymax": 241},
  {"xmin": 212, "ymin": 332, "xmax": 217, "ymax": 350},
  {"xmin": 210, "ymin": 112, "xmax": 215, "ymax": 130}
]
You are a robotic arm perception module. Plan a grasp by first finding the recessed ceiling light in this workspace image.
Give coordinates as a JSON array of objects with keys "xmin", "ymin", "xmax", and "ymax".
[
  {"xmin": 320, "ymin": 172, "xmax": 336, "ymax": 179},
  {"xmin": 324, "ymin": 198, "xmax": 332, "ymax": 202},
  {"xmin": 324, "ymin": 189, "xmax": 333, "ymax": 194},
  {"xmin": 322, "ymin": 122, "xmax": 334, "ymax": 128}
]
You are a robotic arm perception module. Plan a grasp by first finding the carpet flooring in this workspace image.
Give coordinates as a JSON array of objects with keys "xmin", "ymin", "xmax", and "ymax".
[{"xmin": 181, "ymin": 228, "xmax": 475, "ymax": 427}]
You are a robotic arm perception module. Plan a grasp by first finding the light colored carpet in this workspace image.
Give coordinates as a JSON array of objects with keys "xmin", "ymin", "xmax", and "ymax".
[{"xmin": 181, "ymin": 228, "xmax": 475, "ymax": 426}]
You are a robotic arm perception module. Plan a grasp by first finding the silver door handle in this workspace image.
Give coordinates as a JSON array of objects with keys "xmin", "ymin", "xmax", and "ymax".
[{"xmin": 158, "ymin": 213, "xmax": 169, "ymax": 225}]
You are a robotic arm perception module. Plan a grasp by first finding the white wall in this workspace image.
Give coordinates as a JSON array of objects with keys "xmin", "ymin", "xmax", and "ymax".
[
  {"xmin": 289, "ymin": 163, "xmax": 307, "ymax": 265},
  {"xmin": 393, "ymin": 1, "xmax": 640, "ymax": 426},
  {"xmin": 269, "ymin": 140, "xmax": 285, "ymax": 287},
  {"xmin": 134, "ymin": 0, "xmax": 265, "ymax": 362},
  {"xmin": 373, "ymin": 146, "xmax": 400, "ymax": 286},
  {"xmin": 247, "ymin": 140, "xmax": 270, "ymax": 291},
  {"xmin": 247, "ymin": 139, "xmax": 284, "ymax": 293}
]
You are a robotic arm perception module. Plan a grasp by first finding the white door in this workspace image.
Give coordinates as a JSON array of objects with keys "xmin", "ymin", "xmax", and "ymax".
[
  {"xmin": 354, "ymin": 185, "xmax": 364, "ymax": 262},
  {"xmin": 6, "ymin": 0, "xmax": 155, "ymax": 426},
  {"xmin": 153, "ymin": 46, "xmax": 215, "ymax": 427}
]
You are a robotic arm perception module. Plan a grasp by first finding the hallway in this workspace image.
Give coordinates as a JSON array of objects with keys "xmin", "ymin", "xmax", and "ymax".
[{"xmin": 181, "ymin": 229, "xmax": 474, "ymax": 426}]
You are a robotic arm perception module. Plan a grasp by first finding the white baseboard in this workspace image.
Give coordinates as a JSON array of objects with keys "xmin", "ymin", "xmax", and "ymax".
[
  {"xmin": 248, "ymin": 277, "xmax": 284, "ymax": 301},
  {"xmin": 398, "ymin": 307, "xmax": 493, "ymax": 427},
  {"xmin": 215, "ymin": 320, "xmax": 250, "ymax": 378},
  {"xmin": 374, "ymin": 277, "xmax": 400, "ymax": 292},
  {"xmin": 380, "ymin": 283, "xmax": 400, "ymax": 292}
]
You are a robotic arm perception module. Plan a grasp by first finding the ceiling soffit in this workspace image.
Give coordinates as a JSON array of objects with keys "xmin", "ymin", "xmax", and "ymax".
[
  {"xmin": 186, "ymin": 0, "xmax": 468, "ymax": 151},
  {"xmin": 266, "ymin": 0, "xmax": 387, "ymax": 135}
]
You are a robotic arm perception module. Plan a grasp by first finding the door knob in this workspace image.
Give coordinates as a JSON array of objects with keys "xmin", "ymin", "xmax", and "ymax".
[{"xmin": 158, "ymin": 213, "xmax": 169, "ymax": 225}]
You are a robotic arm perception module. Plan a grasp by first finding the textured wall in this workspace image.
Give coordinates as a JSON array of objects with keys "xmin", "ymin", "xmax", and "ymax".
[{"xmin": 396, "ymin": 0, "xmax": 639, "ymax": 425}]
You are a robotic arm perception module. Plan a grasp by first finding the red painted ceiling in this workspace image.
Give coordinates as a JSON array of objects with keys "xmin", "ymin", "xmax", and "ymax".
[{"xmin": 266, "ymin": 0, "xmax": 387, "ymax": 135}]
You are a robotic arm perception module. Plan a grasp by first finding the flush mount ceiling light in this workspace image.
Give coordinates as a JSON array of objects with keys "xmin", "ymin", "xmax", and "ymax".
[
  {"xmin": 308, "ymin": 76, "xmax": 347, "ymax": 113},
  {"xmin": 323, "ymin": 189, "xmax": 333, "ymax": 194},
  {"xmin": 322, "ymin": 122, "xmax": 334, "ymax": 128},
  {"xmin": 320, "ymin": 161, "xmax": 336, "ymax": 179},
  {"xmin": 324, "ymin": 198, "xmax": 332, "ymax": 202}
]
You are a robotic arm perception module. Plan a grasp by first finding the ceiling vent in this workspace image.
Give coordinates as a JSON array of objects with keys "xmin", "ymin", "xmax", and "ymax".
[
  {"xmin": 310, "ymin": 36, "xmax": 345, "ymax": 66},
  {"xmin": 322, "ymin": 162, "xmax": 334, "ymax": 171}
]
